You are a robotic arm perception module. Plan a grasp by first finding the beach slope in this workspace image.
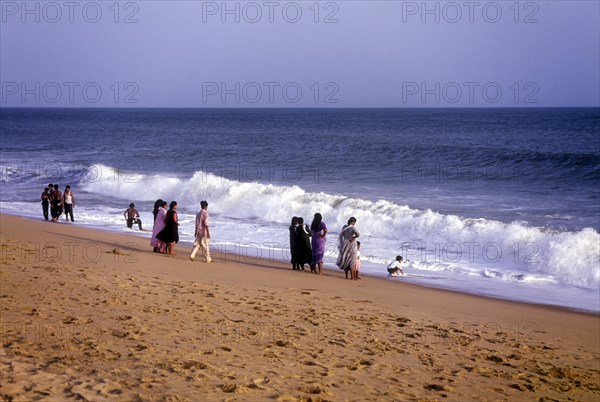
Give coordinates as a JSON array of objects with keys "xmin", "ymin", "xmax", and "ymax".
[{"xmin": 1, "ymin": 214, "xmax": 598, "ymax": 401}]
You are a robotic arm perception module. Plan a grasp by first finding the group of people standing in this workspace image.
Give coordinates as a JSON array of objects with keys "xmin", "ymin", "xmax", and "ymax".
[
  {"xmin": 41, "ymin": 183, "xmax": 75, "ymax": 222},
  {"xmin": 148, "ymin": 199, "xmax": 212, "ymax": 263},
  {"xmin": 289, "ymin": 214, "xmax": 361, "ymax": 279},
  {"xmin": 289, "ymin": 213, "xmax": 328, "ymax": 274},
  {"xmin": 37, "ymin": 186, "xmax": 400, "ymax": 277},
  {"xmin": 150, "ymin": 199, "xmax": 179, "ymax": 255}
]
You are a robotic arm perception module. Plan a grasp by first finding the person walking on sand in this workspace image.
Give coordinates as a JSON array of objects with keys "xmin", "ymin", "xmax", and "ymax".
[
  {"xmin": 190, "ymin": 200, "xmax": 212, "ymax": 262},
  {"xmin": 336, "ymin": 217, "xmax": 360, "ymax": 279},
  {"xmin": 310, "ymin": 213, "xmax": 328, "ymax": 275},
  {"xmin": 51, "ymin": 184, "xmax": 63, "ymax": 222},
  {"xmin": 156, "ymin": 201, "xmax": 180, "ymax": 256},
  {"xmin": 63, "ymin": 185, "xmax": 75, "ymax": 222},
  {"xmin": 41, "ymin": 187, "xmax": 50, "ymax": 221},
  {"xmin": 124, "ymin": 203, "xmax": 143, "ymax": 230},
  {"xmin": 48, "ymin": 183, "xmax": 55, "ymax": 219},
  {"xmin": 151, "ymin": 200, "xmax": 168, "ymax": 253}
]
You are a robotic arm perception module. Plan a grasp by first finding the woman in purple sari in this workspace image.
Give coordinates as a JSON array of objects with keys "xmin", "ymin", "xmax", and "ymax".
[{"xmin": 310, "ymin": 213, "xmax": 328, "ymax": 275}]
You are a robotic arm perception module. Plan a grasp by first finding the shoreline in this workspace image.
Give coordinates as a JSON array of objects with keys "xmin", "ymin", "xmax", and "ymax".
[
  {"xmin": 2, "ymin": 211, "xmax": 598, "ymax": 316},
  {"xmin": 1, "ymin": 212, "xmax": 598, "ymax": 327},
  {"xmin": 1, "ymin": 213, "xmax": 599, "ymax": 400}
]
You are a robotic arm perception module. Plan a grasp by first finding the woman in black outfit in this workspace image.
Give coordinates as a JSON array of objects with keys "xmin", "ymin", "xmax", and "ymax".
[
  {"xmin": 289, "ymin": 216, "xmax": 299, "ymax": 270},
  {"xmin": 156, "ymin": 201, "xmax": 179, "ymax": 255},
  {"xmin": 295, "ymin": 217, "xmax": 313, "ymax": 271}
]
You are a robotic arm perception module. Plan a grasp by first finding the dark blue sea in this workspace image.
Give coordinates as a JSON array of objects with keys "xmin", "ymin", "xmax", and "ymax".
[{"xmin": 1, "ymin": 108, "xmax": 599, "ymax": 311}]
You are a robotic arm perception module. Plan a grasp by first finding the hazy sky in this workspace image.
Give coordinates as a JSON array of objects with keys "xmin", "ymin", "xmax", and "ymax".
[{"xmin": 1, "ymin": 0, "xmax": 599, "ymax": 107}]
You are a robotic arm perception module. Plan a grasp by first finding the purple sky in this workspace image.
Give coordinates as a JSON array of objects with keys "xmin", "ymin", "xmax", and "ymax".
[{"xmin": 1, "ymin": 0, "xmax": 599, "ymax": 107}]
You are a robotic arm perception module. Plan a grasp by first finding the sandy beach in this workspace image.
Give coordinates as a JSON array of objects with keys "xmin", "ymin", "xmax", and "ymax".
[{"xmin": 1, "ymin": 213, "xmax": 598, "ymax": 401}]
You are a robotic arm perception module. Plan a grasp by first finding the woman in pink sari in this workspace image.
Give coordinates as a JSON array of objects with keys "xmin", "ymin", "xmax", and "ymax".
[{"xmin": 151, "ymin": 200, "xmax": 168, "ymax": 253}]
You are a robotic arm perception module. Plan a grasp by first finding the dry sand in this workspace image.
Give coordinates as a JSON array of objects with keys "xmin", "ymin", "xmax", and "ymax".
[{"xmin": 1, "ymin": 213, "xmax": 599, "ymax": 401}]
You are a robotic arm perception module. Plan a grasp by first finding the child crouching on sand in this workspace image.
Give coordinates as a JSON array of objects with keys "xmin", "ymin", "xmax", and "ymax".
[{"xmin": 387, "ymin": 255, "xmax": 404, "ymax": 277}]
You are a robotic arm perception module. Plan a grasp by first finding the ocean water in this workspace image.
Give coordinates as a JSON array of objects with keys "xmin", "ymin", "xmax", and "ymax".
[{"xmin": 1, "ymin": 108, "xmax": 599, "ymax": 312}]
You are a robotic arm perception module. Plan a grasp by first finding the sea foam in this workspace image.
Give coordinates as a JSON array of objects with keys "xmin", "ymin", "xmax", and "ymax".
[{"xmin": 81, "ymin": 164, "xmax": 600, "ymax": 292}]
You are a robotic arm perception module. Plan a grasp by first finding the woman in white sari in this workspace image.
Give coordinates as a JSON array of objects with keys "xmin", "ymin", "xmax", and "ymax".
[{"xmin": 336, "ymin": 217, "xmax": 360, "ymax": 279}]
